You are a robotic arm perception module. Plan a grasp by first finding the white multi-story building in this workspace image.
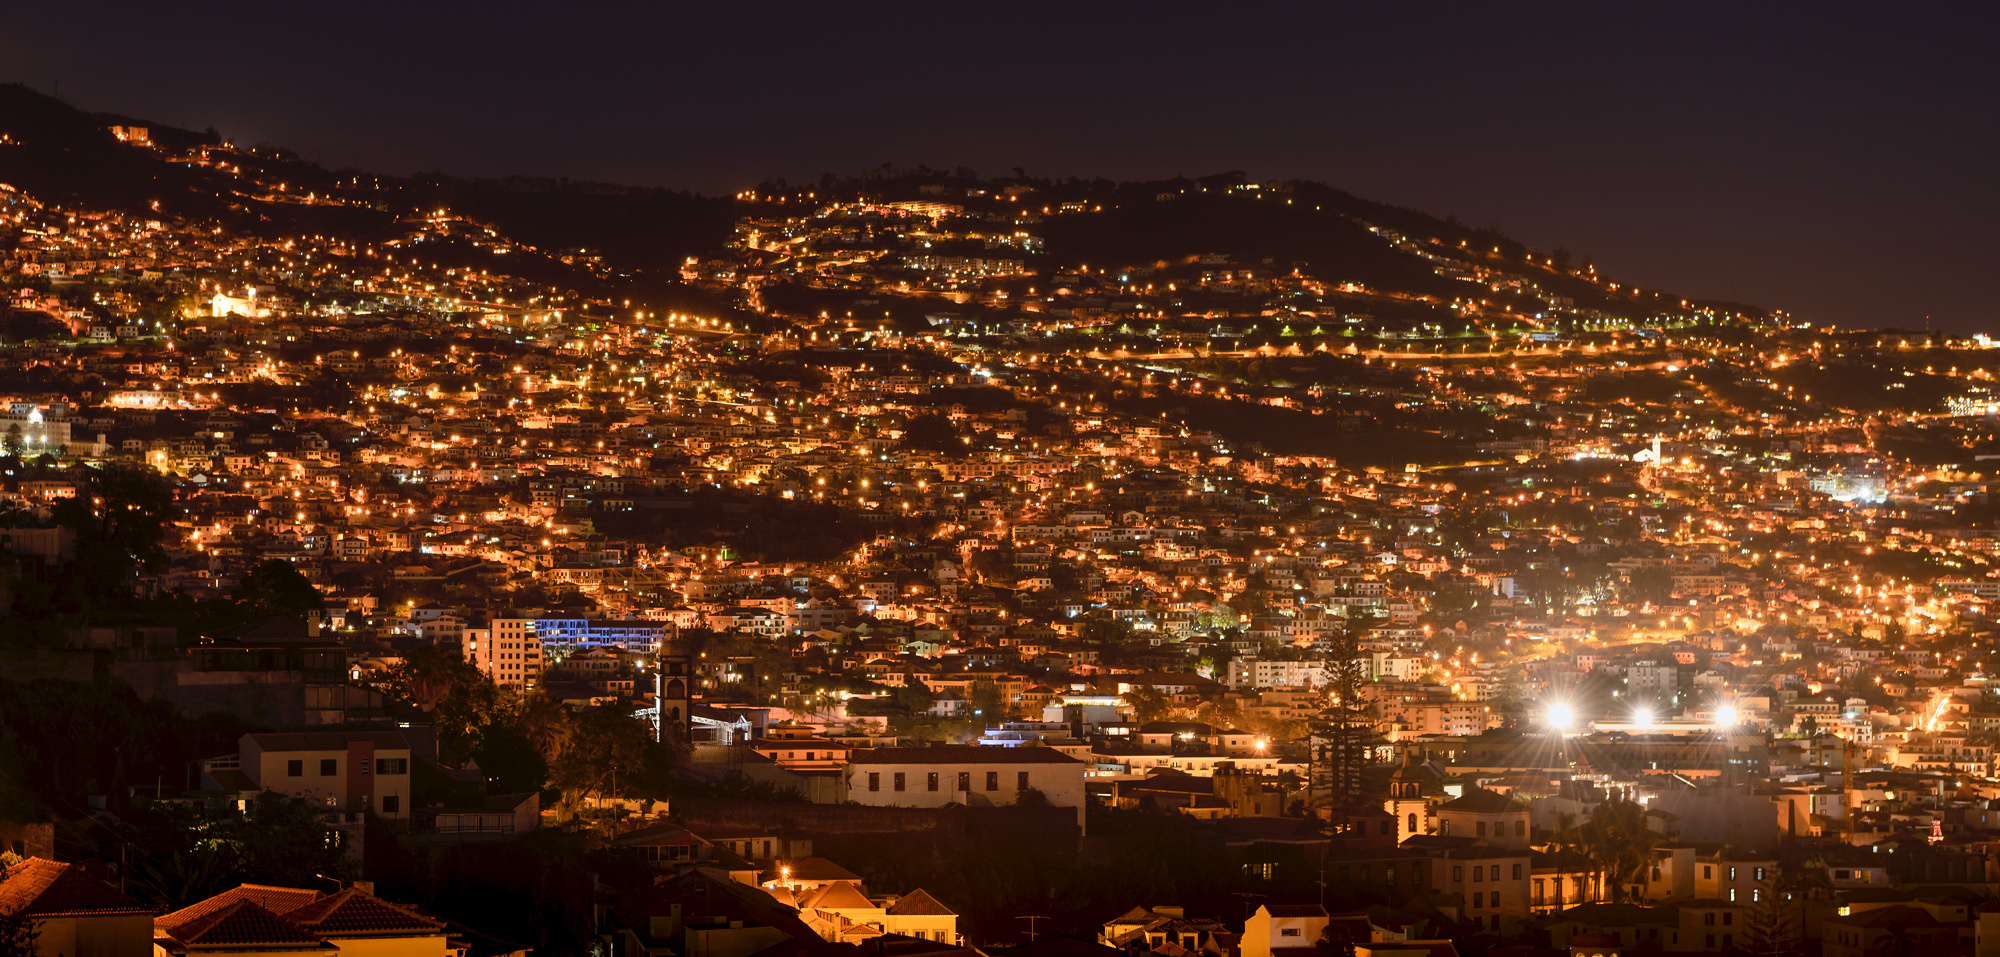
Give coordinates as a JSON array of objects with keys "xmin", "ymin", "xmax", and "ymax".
[
  {"xmin": 1251, "ymin": 660, "xmax": 1327, "ymax": 690},
  {"xmin": 0, "ymin": 403, "xmax": 73, "ymax": 452},
  {"xmin": 1625, "ymin": 660, "xmax": 1679, "ymax": 698}
]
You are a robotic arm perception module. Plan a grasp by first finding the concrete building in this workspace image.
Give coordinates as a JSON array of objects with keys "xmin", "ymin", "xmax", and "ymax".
[
  {"xmin": 464, "ymin": 616, "xmax": 544, "ymax": 690},
  {"xmin": 222, "ymin": 731, "xmax": 416, "ymax": 821}
]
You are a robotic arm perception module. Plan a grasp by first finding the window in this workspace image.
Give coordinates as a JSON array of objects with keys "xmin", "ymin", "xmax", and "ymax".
[
  {"xmin": 1704, "ymin": 914, "xmax": 1715, "ymax": 926},
  {"xmin": 376, "ymin": 758, "xmax": 408, "ymax": 775},
  {"xmin": 1755, "ymin": 866, "xmax": 1766, "ymax": 882},
  {"xmin": 1703, "ymin": 865, "xmax": 1712, "ymax": 879},
  {"xmin": 1409, "ymin": 812, "xmax": 1418, "ymax": 833},
  {"xmin": 1476, "ymin": 821, "xmax": 1487, "ymax": 838},
  {"xmin": 1018, "ymin": 771, "xmax": 1030, "ymax": 790},
  {"xmin": 1473, "ymin": 892, "xmax": 1484, "ymax": 908},
  {"xmin": 1453, "ymin": 866, "xmax": 1463, "ymax": 882},
  {"xmin": 927, "ymin": 772, "xmax": 940, "ymax": 792},
  {"xmin": 1473, "ymin": 866, "xmax": 1483, "ymax": 883},
  {"xmin": 1723, "ymin": 914, "xmax": 1732, "ymax": 925},
  {"xmin": 957, "ymin": 772, "xmax": 971, "ymax": 792},
  {"xmin": 894, "ymin": 772, "xmax": 906, "ymax": 792},
  {"xmin": 1728, "ymin": 866, "xmax": 1737, "ymax": 881},
  {"xmin": 1534, "ymin": 880, "xmax": 1544, "ymax": 904},
  {"xmin": 1279, "ymin": 929, "xmax": 1301, "ymax": 938},
  {"xmin": 1512, "ymin": 864, "xmax": 1523, "ymax": 880},
  {"xmin": 1753, "ymin": 888, "xmax": 1762, "ymax": 902},
  {"xmin": 1516, "ymin": 820, "xmax": 1526, "ymax": 836},
  {"xmin": 869, "ymin": 773, "xmax": 881, "ymax": 792},
  {"xmin": 287, "ymin": 759, "xmax": 303, "ymax": 777},
  {"xmin": 1706, "ymin": 935, "xmax": 1715, "ymax": 949},
  {"xmin": 382, "ymin": 795, "xmax": 400, "ymax": 814},
  {"xmin": 986, "ymin": 771, "xmax": 1000, "ymax": 791},
  {"xmin": 320, "ymin": 759, "xmax": 338, "ymax": 776},
  {"xmin": 1384, "ymin": 864, "xmax": 1396, "ymax": 887},
  {"xmin": 1728, "ymin": 888, "xmax": 1737, "ymax": 902}
]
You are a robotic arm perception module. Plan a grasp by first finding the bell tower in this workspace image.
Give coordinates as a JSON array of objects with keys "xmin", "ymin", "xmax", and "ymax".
[{"xmin": 1385, "ymin": 746, "xmax": 1433, "ymax": 844}]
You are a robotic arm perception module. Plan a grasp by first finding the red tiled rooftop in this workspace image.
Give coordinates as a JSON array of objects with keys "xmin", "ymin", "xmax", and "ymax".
[
  {"xmin": 157, "ymin": 884, "xmax": 321, "ymax": 933},
  {"xmin": 284, "ymin": 888, "xmax": 442, "ymax": 936},
  {"xmin": 0, "ymin": 858, "xmax": 150, "ymax": 917},
  {"xmin": 162, "ymin": 900, "xmax": 329, "ymax": 950}
]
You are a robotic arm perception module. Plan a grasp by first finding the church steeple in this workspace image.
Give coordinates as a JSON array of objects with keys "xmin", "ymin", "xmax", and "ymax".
[{"xmin": 1384, "ymin": 746, "xmax": 1433, "ymax": 843}]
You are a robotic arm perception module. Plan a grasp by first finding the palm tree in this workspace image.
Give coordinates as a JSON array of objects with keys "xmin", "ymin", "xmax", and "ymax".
[
  {"xmin": 1581, "ymin": 795, "xmax": 1659, "ymax": 903},
  {"xmin": 1549, "ymin": 810, "xmax": 1584, "ymax": 910},
  {"xmin": 517, "ymin": 691, "xmax": 572, "ymax": 765}
]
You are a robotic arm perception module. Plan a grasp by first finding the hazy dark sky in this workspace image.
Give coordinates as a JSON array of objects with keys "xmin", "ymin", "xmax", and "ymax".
[{"xmin": 7, "ymin": 3, "xmax": 1998, "ymax": 331}]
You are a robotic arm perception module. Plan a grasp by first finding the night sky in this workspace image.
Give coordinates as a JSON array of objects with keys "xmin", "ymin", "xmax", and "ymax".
[{"xmin": 8, "ymin": 4, "xmax": 1997, "ymax": 332}]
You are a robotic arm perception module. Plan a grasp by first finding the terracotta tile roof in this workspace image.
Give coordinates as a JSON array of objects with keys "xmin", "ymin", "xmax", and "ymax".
[
  {"xmin": 1434, "ymin": 787, "xmax": 1528, "ymax": 813},
  {"xmin": 885, "ymin": 888, "xmax": 955, "ymax": 916},
  {"xmin": 0, "ymin": 858, "xmax": 150, "ymax": 917},
  {"xmin": 244, "ymin": 731, "xmax": 410, "ymax": 753},
  {"xmin": 284, "ymin": 888, "xmax": 442, "ymax": 937},
  {"xmin": 781, "ymin": 858, "xmax": 860, "ymax": 882},
  {"xmin": 156, "ymin": 884, "xmax": 321, "ymax": 933},
  {"xmin": 161, "ymin": 900, "xmax": 329, "ymax": 950},
  {"xmin": 799, "ymin": 881, "xmax": 876, "ymax": 911}
]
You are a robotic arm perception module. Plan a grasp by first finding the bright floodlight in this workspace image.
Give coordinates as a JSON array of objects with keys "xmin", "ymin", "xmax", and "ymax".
[
  {"xmin": 1546, "ymin": 703, "xmax": 1574, "ymax": 731},
  {"xmin": 1715, "ymin": 705, "xmax": 1739, "ymax": 727},
  {"xmin": 1633, "ymin": 707, "xmax": 1654, "ymax": 729}
]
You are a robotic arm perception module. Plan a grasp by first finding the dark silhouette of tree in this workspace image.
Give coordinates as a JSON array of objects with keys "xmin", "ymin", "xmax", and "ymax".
[
  {"xmin": 49, "ymin": 465, "xmax": 177, "ymax": 601},
  {"xmin": 899, "ymin": 412, "xmax": 964, "ymax": 454},
  {"xmin": 1123, "ymin": 686, "xmax": 1175, "ymax": 725},
  {"xmin": 968, "ymin": 678, "xmax": 1007, "ymax": 719},
  {"xmin": 234, "ymin": 558, "xmax": 324, "ymax": 616},
  {"xmin": 549, "ymin": 703, "xmax": 658, "ymax": 822},
  {"xmin": 0, "ymin": 907, "xmax": 40, "ymax": 957},
  {"xmin": 1581, "ymin": 795, "xmax": 1660, "ymax": 903}
]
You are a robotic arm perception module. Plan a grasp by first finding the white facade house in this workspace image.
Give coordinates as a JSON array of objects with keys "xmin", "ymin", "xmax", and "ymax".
[
  {"xmin": 1241, "ymin": 905, "xmax": 1329, "ymax": 957},
  {"xmin": 230, "ymin": 731, "xmax": 415, "ymax": 821}
]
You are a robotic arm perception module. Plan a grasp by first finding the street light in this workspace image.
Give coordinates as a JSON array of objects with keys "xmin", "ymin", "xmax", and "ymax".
[{"xmin": 1546, "ymin": 703, "xmax": 1574, "ymax": 732}]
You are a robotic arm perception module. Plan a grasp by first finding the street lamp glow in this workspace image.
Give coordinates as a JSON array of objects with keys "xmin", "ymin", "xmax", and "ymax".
[
  {"xmin": 1546, "ymin": 703, "xmax": 1574, "ymax": 731},
  {"xmin": 1715, "ymin": 705, "xmax": 1738, "ymax": 727},
  {"xmin": 1633, "ymin": 707, "xmax": 1654, "ymax": 729}
]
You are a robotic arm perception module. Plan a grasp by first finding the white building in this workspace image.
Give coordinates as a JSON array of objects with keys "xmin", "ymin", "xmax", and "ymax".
[
  {"xmin": 1625, "ymin": 660, "xmax": 1678, "ymax": 698},
  {"xmin": 845, "ymin": 746, "xmax": 1087, "ymax": 830},
  {"xmin": 1241, "ymin": 905, "xmax": 1330, "ymax": 957},
  {"xmin": 0, "ymin": 403, "xmax": 72, "ymax": 452},
  {"xmin": 1252, "ymin": 660, "xmax": 1328, "ymax": 690},
  {"xmin": 218, "ymin": 731, "xmax": 415, "ymax": 821}
]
